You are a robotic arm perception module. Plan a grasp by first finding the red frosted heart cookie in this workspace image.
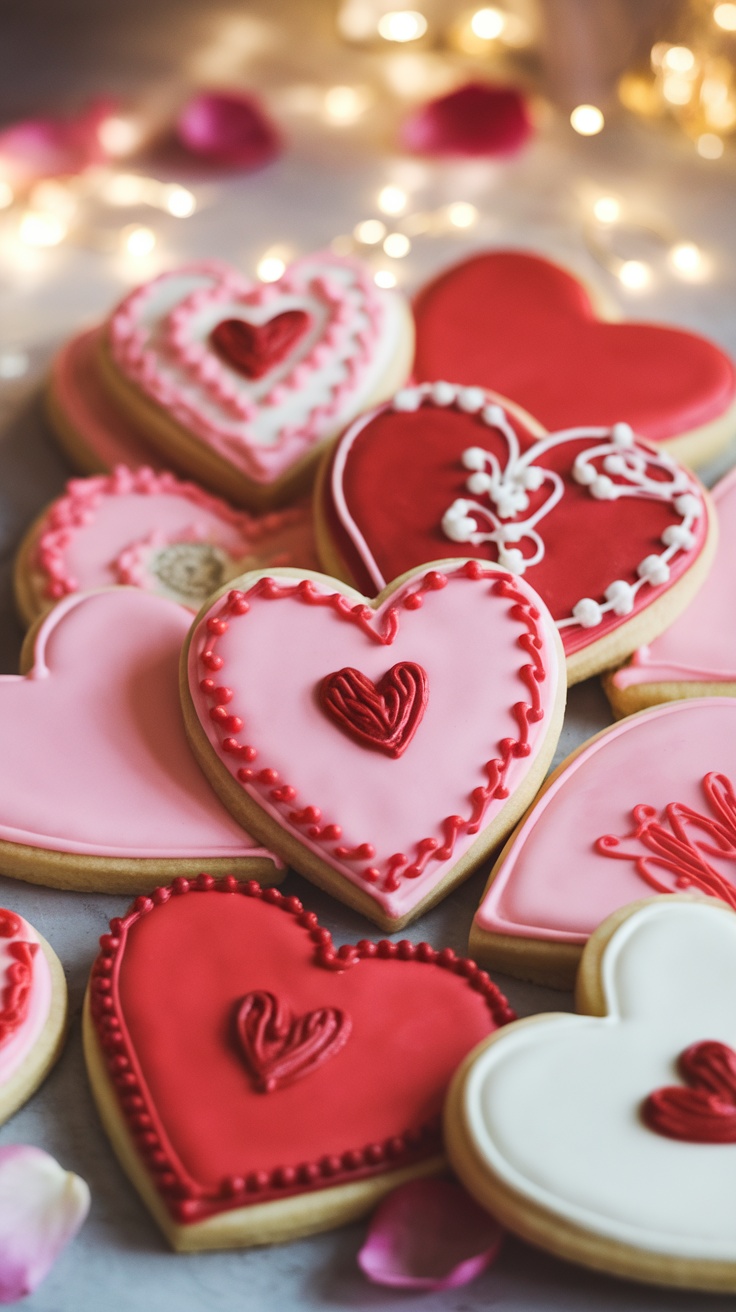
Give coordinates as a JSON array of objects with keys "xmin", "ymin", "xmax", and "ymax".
[
  {"xmin": 182, "ymin": 560, "xmax": 566, "ymax": 930},
  {"xmin": 319, "ymin": 384, "xmax": 714, "ymax": 684},
  {"xmin": 412, "ymin": 250, "xmax": 736, "ymax": 466},
  {"xmin": 84, "ymin": 876, "xmax": 512, "ymax": 1249}
]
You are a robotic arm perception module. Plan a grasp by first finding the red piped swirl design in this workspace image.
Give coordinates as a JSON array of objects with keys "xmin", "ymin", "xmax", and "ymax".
[
  {"xmin": 643, "ymin": 1041, "xmax": 736, "ymax": 1142},
  {"xmin": 0, "ymin": 908, "xmax": 38, "ymax": 1047},
  {"xmin": 235, "ymin": 990, "xmax": 351, "ymax": 1093},
  {"xmin": 319, "ymin": 662, "xmax": 428, "ymax": 759},
  {"xmin": 211, "ymin": 310, "xmax": 311, "ymax": 380}
]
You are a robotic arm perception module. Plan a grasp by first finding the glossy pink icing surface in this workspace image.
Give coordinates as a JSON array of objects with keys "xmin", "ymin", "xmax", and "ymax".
[
  {"xmin": 613, "ymin": 466, "xmax": 736, "ymax": 688},
  {"xmin": 187, "ymin": 564, "xmax": 562, "ymax": 921},
  {"xmin": 0, "ymin": 915, "xmax": 51, "ymax": 1084},
  {"xmin": 475, "ymin": 698, "xmax": 736, "ymax": 943},
  {"xmin": 0, "ymin": 589, "xmax": 277, "ymax": 861}
]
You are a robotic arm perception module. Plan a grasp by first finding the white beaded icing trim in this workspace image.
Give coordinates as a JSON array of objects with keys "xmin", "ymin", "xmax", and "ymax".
[{"xmin": 391, "ymin": 385, "xmax": 704, "ymax": 634}]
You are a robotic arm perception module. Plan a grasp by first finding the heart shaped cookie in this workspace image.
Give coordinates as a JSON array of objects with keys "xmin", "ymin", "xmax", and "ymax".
[
  {"xmin": 14, "ymin": 465, "xmax": 320, "ymax": 625},
  {"xmin": 96, "ymin": 254, "xmax": 414, "ymax": 508},
  {"xmin": 412, "ymin": 249, "xmax": 736, "ymax": 466},
  {"xmin": 83, "ymin": 876, "xmax": 512, "ymax": 1249},
  {"xmin": 608, "ymin": 465, "xmax": 736, "ymax": 716},
  {"xmin": 182, "ymin": 561, "xmax": 566, "ymax": 930},
  {"xmin": 319, "ymin": 384, "xmax": 714, "ymax": 684},
  {"xmin": 447, "ymin": 898, "xmax": 736, "ymax": 1292},
  {"xmin": 0, "ymin": 589, "xmax": 280, "ymax": 892},
  {"xmin": 0, "ymin": 908, "xmax": 67, "ymax": 1126},
  {"xmin": 471, "ymin": 697, "xmax": 736, "ymax": 987}
]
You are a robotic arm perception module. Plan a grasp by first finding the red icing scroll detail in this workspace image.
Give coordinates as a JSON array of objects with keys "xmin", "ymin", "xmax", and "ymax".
[
  {"xmin": 0, "ymin": 911, "xmax": 22, "ymax": 939},
  {"xmin": 0, "ymin": 909, "xmax": 38, "ymax": 1047},
  {"xmin": 235, "ymin": 989, "xmax": 351, "ymax": 1093},
  {"xmin": 199, "ymin": 564, "xmax": 546, "ymax": 892},
  {"xmin": 643, "ymin": 1041, "xmax": 736, "ymax": 1143},
  {"xmin": 89, "ymin": 876, "xmax": 514, "ymax": 1223},
  {"xmin": 595, "ymin": 772, "xmax": 736, "ymax": 909},
  {"xmin": 319, "ymin": 663, "xmax": 428, "ymax": 759},
  {"xmin": 210, "ymin": 311, "xmax": 311, "ymax": 380}
]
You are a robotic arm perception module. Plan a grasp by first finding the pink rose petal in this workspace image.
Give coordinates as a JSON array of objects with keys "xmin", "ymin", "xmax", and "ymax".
[
  {"xmin": 358, "ymin": 1176, "xmax": 503, "ymax": 1291},
  {"xmin": 176, "ymin": 91, "xmax": 281, "ymax": 169},
  {"xmin": 0, "ymin": 99, "xmax": 115, "ymax": 185},
  {"xmin": 401, "ymin": 81, "xmax": 533, "ymax": 158},
  {"xmin": 0, "ymin": 1146, "xmax": 90, "ymax": 1303}
]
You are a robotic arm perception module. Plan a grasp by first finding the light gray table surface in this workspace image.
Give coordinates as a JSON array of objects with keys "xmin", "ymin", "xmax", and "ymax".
[{"xmin": 1, "ymin": 2, "xmax": 736, "ymax": 1308}]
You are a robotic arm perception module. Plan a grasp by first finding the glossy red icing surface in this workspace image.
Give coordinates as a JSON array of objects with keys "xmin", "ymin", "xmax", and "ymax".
[{"xmin": 644, "ymin": 1041, "xmax": 736, "ymax": 1143}]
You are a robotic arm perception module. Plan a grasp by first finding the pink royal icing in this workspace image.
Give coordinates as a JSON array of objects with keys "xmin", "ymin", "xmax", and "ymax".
[{"xmin": 0, "ymin": 912, "xmax": 51, "ymax": 1086}]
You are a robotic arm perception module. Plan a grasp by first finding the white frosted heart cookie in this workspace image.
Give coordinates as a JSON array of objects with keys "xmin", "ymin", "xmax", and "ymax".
[
  {"xmin": 447, "ymin": 897, "xmax": 736, "ymax": 1293},
  {"xmin": 0, "ymin": 908, "xmax": 67, "ymax": 1125}
]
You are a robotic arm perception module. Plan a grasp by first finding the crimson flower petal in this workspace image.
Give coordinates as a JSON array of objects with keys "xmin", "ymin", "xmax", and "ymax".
[
  {"xmin": 176, "ymin": 91, "xmax": 281, "ymax": 169},
  {"xmin": 401, "ymin": 81, "xmax": 533, "ymax": 157}
]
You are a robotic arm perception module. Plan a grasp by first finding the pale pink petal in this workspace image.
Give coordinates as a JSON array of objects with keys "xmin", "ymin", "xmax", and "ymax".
[
  {"xmin": 0, "ymin": 1146, "xmax": 90, "ymax": 1303},
  {"xmin": 0, "ymin": 99, "xmax": 115, "ymax": 185},
  {"xmin": 401, "ymin": 81, "xmax": 533, "ymax": 158},
  {"xmin": 358, "ymin": 1177, "xmax": 503, "ymax": 1291},
  {"xmin": 176, "ymin": 91, "xmax": 282, "ymax": 169}
]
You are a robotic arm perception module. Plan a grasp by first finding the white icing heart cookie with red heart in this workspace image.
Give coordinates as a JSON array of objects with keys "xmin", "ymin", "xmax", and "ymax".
[
  {"xmin": 0, "ymin": 588, "xmax": 280, "ymax": 893},
  {"xmin": 14, "ymin": 465, "xmax": 320, "ymax": 625},
  {"xmin": 471, "ymin": 697, "xmax": 736, "ymax": 987},
  {"xmin": 0, "ymin": 908, "xmax": 67, "ymax": 1125},
  {"xmin": 83, "ymin": 876, "xmax": 513, "ymax": 1249},
  {"xmin": 94, "ymin": 254, "xmax": 413, "ymax": 508},
  {"xmin": 318, "ymin": 384, "xmax": 716, "ymax": 684},
  {"xmin": 447, "ymin": 898, "xmax": 736, "ymax": 1292},
  {"xmin": 412, "ymin": 249, "xmax": 736, "ymax": 466},
  {"xmin": 182, "ymin": 561, "xmax": 566, "ymax": 930}
]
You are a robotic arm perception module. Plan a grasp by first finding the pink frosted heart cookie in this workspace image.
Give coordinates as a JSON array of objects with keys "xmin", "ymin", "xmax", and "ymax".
[
  {"xmin": 95, "ymin": 254, "xmax": 414, "ymax": 508},
  {"xmin": 0, "ymin": 589, "xmax": 281, "ymax": 893},
  {"xmin": 14, "ymin": 465, "xmax": 319, "ymax": 625},
  {"xmin": 0, "ymin": 908, "xmax": 67, "ymax": 1124},
  {"xmin": 182, "ymin": 561, "xmax": 566, "ymax": 931},
  {"xmin": 447, "ymin": 898, "xmax": 736, "ymax": 1292},
  {"xmin": 318, "ymin": 384, "xmax": 715, "ymax": 684},
  {"xmin": 471, "ymin": 697, "xmax": 736, "ymax": 986}
]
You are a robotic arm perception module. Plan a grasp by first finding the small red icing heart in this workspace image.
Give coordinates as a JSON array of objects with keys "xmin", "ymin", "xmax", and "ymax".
[
  {"xmin": 644, "ymin": 1041, "xmax": 736, "ymax": 1143},
  {"xmin": 319, "ymin": 662, "xmax": 428, "ymax": 758},
  {"xmin": 235, "ymin": 989, "xmax": 351, "ymax": 1093},
  {"xmin": 210, "ymin": 310, "xmax": 311, "ymax": 379}
]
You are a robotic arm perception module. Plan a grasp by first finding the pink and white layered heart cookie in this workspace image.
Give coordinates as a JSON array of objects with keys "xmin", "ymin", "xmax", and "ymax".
[
  {"xmin": 94, "ymin": 254, "xmax": 413, "ymax": 508},
  {"xmin": 318, "ymin": 384, "xmax": 715, "ymax": 684},
  {"xmin": 471, "ymin": 697, "xmax": 736, "ymax": 986},
  {"xmin": 182, "ymin": 561, "xmax": 566, "ymax": 930},
  {"xmin": 0, "ymin": 588, "xmax": 281, "ymax": 893},
  {"xmin": 607, "ymin": 465, "xmax": 736, "ymax": 716},
  {"xmin": 0, "ymin": 908, "xmax": 67, "ymax": 1125},
  {"xmin": 447, "ymin": 898, "xmax": 736, "ymax": 1292},
  {"xmin": 14, "ymin": 465, "xmax": 319, "ymax": 625}
]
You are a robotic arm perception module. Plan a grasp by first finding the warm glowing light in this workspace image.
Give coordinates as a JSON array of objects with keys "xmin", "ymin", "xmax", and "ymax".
[
  {"xmin": 470, "ymin": 7, "xmax": 506, "ymax": 39},
  {"xmin": 29, "ymin": 181, "xmax": 77, "ymax": 221},
  {"xmin": 122, "ymin": 225, "xmax": 156, "ymax": 257},
  {"xmin": 714, "ymin": 2, "xmax": 736, "ymax": 29},
  {"xmin": 97, "ymin": 116, "xmax": 142, "ymax": 157},
  {"xmin": 593, "ymin": 196, "xmax": 621, "ymax": 223},
  {"xmin": 706, "ymin": 101, "xmax": 736, "ymax": 130},
  {"xmin": 619, "ymin": 260, "xmax": 650, "ymax": 289},
  {"xmin": 338, "ymin": 0, "xmax": 379, "ymax": 40},
  {"xmin": 377, "ymin": 10, "xmax": 428, "ymax": 42},
  {"xmin": 447, "ymin": 201, "xmax": 478, "ymax": 228},
  {"xmin": 164, "ymin": 185, "xmax": 196, "ymax": 217},
  {"xmin": 670, "ymin": 242, "xmax": 703, "ymax": 276},
  {"xmin": 570, "ymin": 104, "xmax": 604, "ymax": 135},
  {"xmin": 0, "ymin": 180, "xmax": 14, "ymax": 210},
  {"xmin": 383, "ymin": 232, "xmax": 411, "ymax": 258},
  {"xmin": 103, "ymin": 173, "xmax": 149, "ymax": 206},
  {"xmin": 663, "ymin": 45, "xmax": 696, "ymax": 73},
  {"xmin": 374, "ymin": 269, "xmax": 397, "ymax": 288},
  {"xmin": 354, "ymin": 218, "xmax": 386, "ymax": 244},
  {"xmin": 323, "ymin": 85, "xmax": 369, "ymax": 123},
  {"xmin": 257, "ymin": 254, "xmax": 286, "ymax": 282},
  {"xmin": 378, "ymin": 185, "xmax": 408, "ymax": 215},
  {"xmin": 18, "ymin": 211, "xmax": 67, "ymax": 247},
  {"xmin": 697, "ymin": 132, "xmax": 725, "ymax": 158},
  {"xmin": 0, "ymin": 351, "xmax": 28, "ymax": 380},
  {"xmin": 663, "ymin": 74, "xmax": 694, "ymax": 106}
]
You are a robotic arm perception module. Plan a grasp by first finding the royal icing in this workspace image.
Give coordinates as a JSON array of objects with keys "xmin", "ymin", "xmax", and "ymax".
[
  {"xmin": 28, "ymin": 466, "xmax": 319, "ymax": 612},
  {"xmin": 0, "ymin": 589, "xmax": 278, "ymax": 865},
  {"xmin": 89, "ymin": 876, "xmax": 512, "ymax": 1223},
  {"xmin": 107, "ymin": 254, "xmax": 409, "ymax": 484},
  {"xmin": 412, "ymin": 249, "xmax": 736, "ymax": 444},
  {"xmin": 612, "ymin": 465, "xmax": 736, "ymax": 692},
  {"xmin": 475, "ymin": 698, "xmax": 736, "ymax": 944},
  {"xmin": 458, "ymin": 900, "xmax": 736, "ymax": 1265},
  {"xmin": 644, "ymin": 1041, "xmax": 736, "ymax": 1143},
  {"xmin": 187, "ymin": 562, "xmax": 562, "ymax": 923},
  {"xmin": 325, "ymin": 387, "xmax": 710, "ymax": 656},
  {"xmin": 0, "ymin": 910, "xmax": 51, "ymax": 1087}
]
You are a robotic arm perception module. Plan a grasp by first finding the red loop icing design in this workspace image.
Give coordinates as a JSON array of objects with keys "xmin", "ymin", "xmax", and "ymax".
[
  {"xmin": 211, "ymin": 311, "xmax": 311, "ymax": 379},
  {"xmin": 644, "ymin": 1041, "xmax": 736, "ymax": 1143},
  {"xmin": 0, "ymin": 938, "xmax": 38, "ymax": 1046},
  {"xmin": 89, "ymin": 877, "xmax": 513, "ymax": 1222},
  {"xmin": 319, "ymin": 663, "xmax": 428, "ymax": 758}
]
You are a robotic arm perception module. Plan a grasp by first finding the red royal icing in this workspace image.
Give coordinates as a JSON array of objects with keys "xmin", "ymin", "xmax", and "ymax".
[
  {"xmin": 89, "ymin": 876, "xmax": 512, "ymax": 1222},
  {"xmin": 211, "ymin": 310, "xmax": 311, "ymax": 380},
  {"xmin": 235, "ymin": 990, "xmax": 351, "ymax": 1093},
  {"xmin": 319, "ymin": 662, "xmax": 428, "ymax": 759},
  {"xmin": 644, "ymin": 1041, "xmax": 736, "ymax": 1143},
  {"xmin": 0, "ymin": 909, "xmax": 38, "ymax": 1047},
  {"xmin": 412, "ymin": 250, "xmax": 736, "ymax": 443}
]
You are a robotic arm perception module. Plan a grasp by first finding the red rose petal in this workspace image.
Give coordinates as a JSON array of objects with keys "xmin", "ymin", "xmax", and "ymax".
[
  {"xmin": 401, "ymin": 81, "xmax": 533, "ymax": 158},
  {"xmin": 176, "ymin": 91, "xmax": 281, "ymax": 169}
]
